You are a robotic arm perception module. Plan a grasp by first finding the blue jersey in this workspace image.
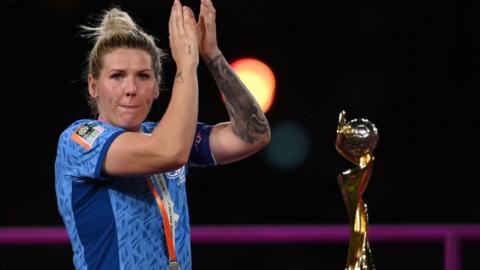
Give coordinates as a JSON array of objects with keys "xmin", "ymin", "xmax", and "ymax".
[{"xmin": 55, "ymin": 120, "xmax": 216, "ymax": 270}]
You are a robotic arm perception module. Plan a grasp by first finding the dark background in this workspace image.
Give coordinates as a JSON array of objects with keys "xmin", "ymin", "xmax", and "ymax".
[{"xmin": 1, "ymin": 0, "xmax": 480, "ymax": 269}]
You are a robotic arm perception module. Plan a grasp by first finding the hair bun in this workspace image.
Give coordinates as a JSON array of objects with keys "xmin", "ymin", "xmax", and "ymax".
[
  {"xmin": 80, "ymin": 8, "xmax": 139, "ymax": 41},
  {"xmin": 100, "ymin": 8, "xmax": 137, "ymax": 35}
]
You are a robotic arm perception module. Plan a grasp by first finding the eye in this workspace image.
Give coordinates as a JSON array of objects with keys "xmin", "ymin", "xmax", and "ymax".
[
  {"xmin": 110, "ymin": 73, "xmax": 124, "ymax": 80},
  {"xmin": 139, "ymin": 73, "xmax": 151, "ymax": 81}
]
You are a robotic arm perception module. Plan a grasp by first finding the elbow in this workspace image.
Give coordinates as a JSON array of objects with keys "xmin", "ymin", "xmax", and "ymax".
[
  {"xmin": 262, "ymin": 129, "xmax": 272, "ymax": 146},
  {"xmin": 176, "ymin": 151, "xmax": 190, "ymax": 167},
  {"xmin": 153, "ymin": 146, "xmax": 190, "ymax": 171},
  {"xmin": 164, "ymin": 136, "xmax": 194, "ymax": 167},
  {"xmin": 263, "ymin": 122, "xmax": 272, "ymax": 144},
  {"xmin": 256, "ymin": 126, "xmax": 271, "ymax": 149},
  {"xmin": 168, "ymin": 148, "xmax": 190, "ymax": 168},
  {"xmin": 264, "ymin": 127, "xmax": 272, "ymax": 145}
]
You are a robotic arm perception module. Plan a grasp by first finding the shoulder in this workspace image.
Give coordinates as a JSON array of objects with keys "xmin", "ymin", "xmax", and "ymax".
[
  {"xmin": 57, "ymin": 119, "xmax": 124, "ymax": 150},
  {"xmin": 61, "ymin": 119, "xmax": 125, "ymax": 135},
  {"xmin": 58, "ymin": 119, "xmax": 93, "ymax": 143}
]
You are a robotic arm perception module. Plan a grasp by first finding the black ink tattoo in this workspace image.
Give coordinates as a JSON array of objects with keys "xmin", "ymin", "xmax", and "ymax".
[
  {"xmin": 205, "ymin": 54, "xmax": 270, "ymax": 144},
  {"xmin": 175, "ymin": 72, "xmax": 184, "ymax": 82}
]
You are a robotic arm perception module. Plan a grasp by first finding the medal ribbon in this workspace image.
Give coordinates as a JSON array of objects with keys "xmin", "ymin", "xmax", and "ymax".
[{"xmin": 147, "ymin": 178, "xmax": 177, "ymax": 263}]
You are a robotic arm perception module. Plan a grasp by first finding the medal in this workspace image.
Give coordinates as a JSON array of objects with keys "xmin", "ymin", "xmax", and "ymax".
[{"xmin": 168, "ymin": 261, "xmax": 181, "ymax": 270}]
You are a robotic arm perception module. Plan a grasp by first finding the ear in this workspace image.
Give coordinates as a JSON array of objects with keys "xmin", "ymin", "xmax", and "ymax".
[{"xmin": 88, "ymin": 74, "xmax": 98, "ymax": 98}]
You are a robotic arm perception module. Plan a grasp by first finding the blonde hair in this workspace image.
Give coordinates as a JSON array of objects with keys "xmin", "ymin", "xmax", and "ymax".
[{"xmin": 81, "ymin": 8, "xmax": 166, "ymax": 115}]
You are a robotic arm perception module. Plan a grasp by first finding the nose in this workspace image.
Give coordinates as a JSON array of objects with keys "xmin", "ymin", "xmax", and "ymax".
[{"xmin": 125, "ymin": 76, "xmax": 138, "ymax": 97}]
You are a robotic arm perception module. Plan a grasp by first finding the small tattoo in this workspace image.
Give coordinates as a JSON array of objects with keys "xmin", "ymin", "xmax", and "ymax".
[{"xmin": 175, "ymin": 72, "xmax": 184, "ymax": 82}]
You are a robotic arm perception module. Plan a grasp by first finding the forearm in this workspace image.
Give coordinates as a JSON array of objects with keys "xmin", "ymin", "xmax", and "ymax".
[
  {"xmin": 153, "ymin": 67, "xmax": 199, "ymax": 161},
  {"xmin": 205, "ymin": 53, "xmax": 270, "ymax": 144}
]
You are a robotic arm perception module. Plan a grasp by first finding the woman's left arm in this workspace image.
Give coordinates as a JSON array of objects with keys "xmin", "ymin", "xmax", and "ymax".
[
  {"xmin": 194, "ymin": 0, "xmax": 271, "ymax": 164},
  {"xmin": 205, "ymin": 53, "xmax": 271, "ymax": 164}
]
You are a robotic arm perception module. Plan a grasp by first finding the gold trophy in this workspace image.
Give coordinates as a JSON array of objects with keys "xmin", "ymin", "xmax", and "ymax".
[{"xmin": 335, "ymin": 110, "xmax": 378, "ymax": 270}]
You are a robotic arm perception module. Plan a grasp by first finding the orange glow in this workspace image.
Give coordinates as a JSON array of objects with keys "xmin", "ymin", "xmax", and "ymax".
[{"xmin": 230, "ymin": 58, "xmax": 276, "ymax": 112}]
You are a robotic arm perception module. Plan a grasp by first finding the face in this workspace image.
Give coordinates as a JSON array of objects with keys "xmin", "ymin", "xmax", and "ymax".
[{"xmin": 88, "ymin": 48, "xmax": 159, "ymax": 131}]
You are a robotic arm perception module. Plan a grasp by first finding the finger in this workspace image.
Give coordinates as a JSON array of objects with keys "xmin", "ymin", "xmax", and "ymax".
[
  {"xmin": 199, "ymin": 0, "xmax": 207, "ymax": 19},
  {"xmin": 183, "ymin": 6, "xmax": 196, "ymax": 25},
  {"xmin": 205, "ymin": 10, "xmax": 216, "ymax": 29},
  {"xmin": 173, "ymin": 0, "xmax": 185, "ymax": 36},
  {"xmin": 201, "ymin": 0, "xmax": 216, "ymax": 26},
  {"xmin": 183, "ymin": 6, "xmax": 197, "ymax": 39},
  {"xmin": 170, "ymin": 0, "xmax": 182, "ymax": 35},
  {"xmin": 168, "ymin": 0, "xmax": 176, "ymax": 35},
  {"xmin": 197, "ymin": 13, "xmax": 205, "ymax": 29},
  {"xmin": 202, "ymin": 0, "xmax": 216, "ymax": 13}
]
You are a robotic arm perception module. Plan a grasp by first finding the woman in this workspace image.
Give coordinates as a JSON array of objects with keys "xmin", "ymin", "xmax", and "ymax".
[{"xmin": 55, "ymin": 0, "xmax": 270, "ymax": 269}]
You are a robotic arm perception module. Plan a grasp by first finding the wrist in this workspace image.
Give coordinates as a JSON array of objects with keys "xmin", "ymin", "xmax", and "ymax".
[
  {"xmin": 201, "ymin": 48, "xmax": 222, "ymax": 62},
  {"xmin": 176, "ymin": 62, "xmax": 199, "ymax": 73}
]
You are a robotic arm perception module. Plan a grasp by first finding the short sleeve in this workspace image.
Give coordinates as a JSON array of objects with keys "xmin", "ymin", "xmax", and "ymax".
[{"xmin": 55, "ymin": 120, "xmax": 124, "ymax": 180}]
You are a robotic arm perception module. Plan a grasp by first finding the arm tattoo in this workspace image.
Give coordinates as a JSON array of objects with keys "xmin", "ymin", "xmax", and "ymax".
[
  {"xmin": 205, "ymin": 54, "xmax": 270, "ymax": 144},
  {"xmin": 175, "ymin": 72, "xmax": 184, "ymax": 83}
]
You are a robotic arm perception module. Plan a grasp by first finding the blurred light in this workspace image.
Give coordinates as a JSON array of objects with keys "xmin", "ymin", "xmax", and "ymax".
[
  {"xmin": 231, "ymin": 58, "xmax": 276, "ymax": 112},
  {"xmin": 265, "ymin": 121, "xmax": 309, "ymax": 170}
]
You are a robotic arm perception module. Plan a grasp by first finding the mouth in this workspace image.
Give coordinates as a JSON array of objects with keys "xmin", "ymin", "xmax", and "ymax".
[{"xmin": 119, "ymin": 105, "xmax": 141, "ymax": 111}]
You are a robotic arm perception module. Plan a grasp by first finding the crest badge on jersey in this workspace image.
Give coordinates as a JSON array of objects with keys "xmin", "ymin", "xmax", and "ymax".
[
  {"xmin": 165, "ymin": 166, "xmax": 186, "ymax": 185},
  {"xmin": 165, "ymin": 166, "xmax": 185, "ymax": 179},
  {"xmin": 71, "ymin": 122, "xmax": 105, "ymax": 149}
]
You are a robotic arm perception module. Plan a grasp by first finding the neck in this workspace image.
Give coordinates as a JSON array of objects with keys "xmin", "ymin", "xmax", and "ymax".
[{"xmin": 97, "ymin": 114, "xmax": 142, "ymax": 132}]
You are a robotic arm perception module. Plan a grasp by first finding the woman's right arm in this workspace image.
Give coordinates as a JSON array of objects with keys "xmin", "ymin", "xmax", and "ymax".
[{"xmin": 103, "ymin": 0, "xmax": 199, "ymax": 177}]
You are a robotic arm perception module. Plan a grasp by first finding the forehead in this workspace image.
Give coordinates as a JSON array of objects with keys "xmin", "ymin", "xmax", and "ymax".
[{"xmin": 102, "ymin": 48, "xmax": 152, "ymax": 70}]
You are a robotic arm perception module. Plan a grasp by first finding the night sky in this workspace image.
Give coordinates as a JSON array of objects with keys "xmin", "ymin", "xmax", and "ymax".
[{"xmin": 2, "ymin": 0, "xmax": 480, "ymax": 269}]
